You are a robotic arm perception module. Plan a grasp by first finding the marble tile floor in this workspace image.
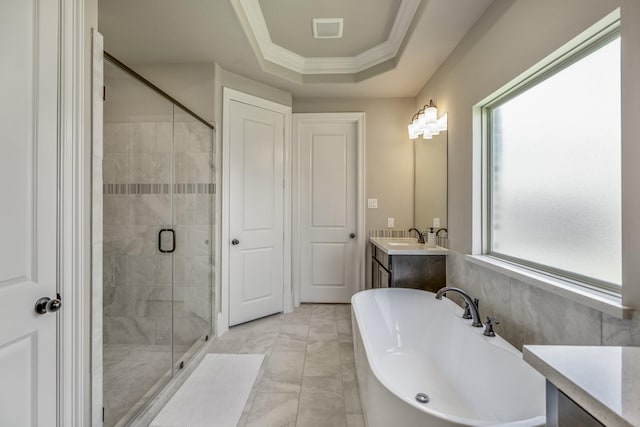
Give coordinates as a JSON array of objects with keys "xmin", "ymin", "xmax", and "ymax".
[
  {"xmin": 103, "ymin": 343, "xmax": 189, "ymax": 427},
  {"xmin": 208, "ymin": 303, "xmax": 365, "ymax": 427}
]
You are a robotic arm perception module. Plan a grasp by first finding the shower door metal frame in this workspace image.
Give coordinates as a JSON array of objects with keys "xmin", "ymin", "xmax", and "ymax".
[{"xmin": 103, "ymin": 52, "xmax": 214, "ymax": 132}]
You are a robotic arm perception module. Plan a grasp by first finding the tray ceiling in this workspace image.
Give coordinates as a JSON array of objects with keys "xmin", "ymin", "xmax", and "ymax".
[
  {"xmin": 232, "ymin": 0, "xmax": 421, "ymax": 78},
  {"xmin": 98, "ymin": 0, "xmax": 494, "ymax": 98}
]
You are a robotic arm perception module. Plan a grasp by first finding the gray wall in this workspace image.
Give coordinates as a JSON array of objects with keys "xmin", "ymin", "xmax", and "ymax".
[
  {"xmin": 123, "ymin": 63, "xmax": 216, "ymax": 123},
  {"xmin": 416, "ymin": 0, "xmax": 640, "ymax": 348},
  {"xmin": 447, "ymin": 251, "xmax": 640, "ymax": 349}
]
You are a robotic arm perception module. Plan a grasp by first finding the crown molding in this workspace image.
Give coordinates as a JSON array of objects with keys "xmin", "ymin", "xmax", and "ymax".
[{"xmin": 233, "ymin": 0, "xmax": 420, "ymax": 75}]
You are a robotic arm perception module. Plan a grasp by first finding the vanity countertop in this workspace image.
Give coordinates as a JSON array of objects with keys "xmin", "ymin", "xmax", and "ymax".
[
  {"xmin": 523, "ymin": 345, "xmax": 640, "ymax": 427},
  {"xmin": 370, "ymin": 237, "xmax": 449, "ymax": 256}
]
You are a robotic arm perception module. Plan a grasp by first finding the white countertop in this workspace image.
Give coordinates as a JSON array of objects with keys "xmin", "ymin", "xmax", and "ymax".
[
  {"xmin": 524, "ymin": 345, "xmax": 640, "ymax": 427},
  {"xmin": 369, "ymin": 237, "xmax": 449, "ymax": 255}
]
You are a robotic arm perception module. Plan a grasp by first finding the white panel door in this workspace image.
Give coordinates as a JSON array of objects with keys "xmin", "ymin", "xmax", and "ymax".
[
  {"xmin": 299, "ymin": 121, "xmax": 358, "ymax": 302},
  {"xmin": 229, "ymin": 100, "xmax": 285, "ymax": 325},
  {"xmin": 0, "ymin": 0, "xmax": 59, "ymax": 425}
]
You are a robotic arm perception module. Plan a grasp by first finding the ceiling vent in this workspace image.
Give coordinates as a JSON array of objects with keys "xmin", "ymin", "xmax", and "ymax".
[{"xmin": 312, "ymin": 18, "xmax": 343, "ymax": 39}]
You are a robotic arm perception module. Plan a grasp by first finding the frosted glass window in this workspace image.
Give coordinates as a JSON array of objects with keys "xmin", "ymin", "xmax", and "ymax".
[{"xmin": 488, "ymin": 36, "xmax": 621, "ymax": 288}]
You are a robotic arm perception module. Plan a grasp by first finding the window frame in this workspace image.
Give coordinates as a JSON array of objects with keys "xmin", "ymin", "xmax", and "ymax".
[{"xmin": 481, "ymin": 23, "xmax": 622, "ymax": 296}]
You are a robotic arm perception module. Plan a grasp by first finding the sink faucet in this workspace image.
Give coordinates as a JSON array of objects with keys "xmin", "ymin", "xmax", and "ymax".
[
  {"xmin": 435, "ymin": 287, "xmax": 483, "ymax": 327},
  {"xmin": 408, "ymin": 228, "xmax": 425, "ymax": 244},
  {"xmin": 436, "ymin": 228, "xmax": 447, "ymax": 237}
]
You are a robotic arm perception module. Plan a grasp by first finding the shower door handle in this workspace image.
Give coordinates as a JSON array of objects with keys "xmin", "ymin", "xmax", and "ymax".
[{"xmin": 159, "ymin": 229, "xmax": 176, "ymax": 253}]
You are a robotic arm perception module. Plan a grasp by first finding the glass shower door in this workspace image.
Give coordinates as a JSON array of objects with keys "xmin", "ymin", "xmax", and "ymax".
[
  {"xmin": 172, "ymin": 107, "xmax": 214, "ymax": 368},
  {"xmin": 103, "ymin": 59, "xmax": 174, "ymax": 426}
]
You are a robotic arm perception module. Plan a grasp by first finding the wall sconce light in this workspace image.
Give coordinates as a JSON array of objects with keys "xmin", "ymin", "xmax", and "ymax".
[{"xmin": 408, "ymin": 99, "xmax": 448, "ymax": 140}]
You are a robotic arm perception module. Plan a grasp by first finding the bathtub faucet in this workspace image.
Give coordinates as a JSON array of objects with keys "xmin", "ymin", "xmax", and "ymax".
[{"xmin": 435, "ymin": 287, "xmax": 483, "ymax": 328}]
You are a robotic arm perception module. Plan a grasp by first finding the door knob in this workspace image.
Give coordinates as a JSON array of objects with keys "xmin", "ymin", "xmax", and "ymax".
[
  {"xmin": 232, "ymin": 239, "xmax": 240, "ymax": 245},
  {"xmin": 35, "ymin": 295, "xmax": 62, "ymax": 315},
  {"xmin": 349, "ymin": 233, "xmax": 356, "ymax": 239}
]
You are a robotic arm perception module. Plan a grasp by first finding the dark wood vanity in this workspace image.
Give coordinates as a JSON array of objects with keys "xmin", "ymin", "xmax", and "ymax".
[{"xmin": 370, "ymin": 240, "xmax": 446, "ymax": 292}]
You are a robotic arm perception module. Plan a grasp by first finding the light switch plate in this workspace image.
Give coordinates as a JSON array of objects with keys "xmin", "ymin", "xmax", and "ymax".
[
  {"xmin": 387, "ymin": 217, "xmax": 395, "ymax": 228},
  {"xmin": 433, "ymin": 217, "xmax": 440, "ymax": 228},
  {"xmin": 367, "ymin": 198, "xmax": 378, "ymax": 209}
]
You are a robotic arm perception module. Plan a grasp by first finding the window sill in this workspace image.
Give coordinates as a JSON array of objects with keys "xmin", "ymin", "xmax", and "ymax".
[{"xmin": 465, "ymin": 254, "xmax": 632, "ymax": 319}]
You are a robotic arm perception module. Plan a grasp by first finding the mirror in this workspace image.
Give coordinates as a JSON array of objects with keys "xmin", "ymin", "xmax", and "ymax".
[{"xmin": 414, "ymin": 130, "xmax": 447, "ymax": 232}]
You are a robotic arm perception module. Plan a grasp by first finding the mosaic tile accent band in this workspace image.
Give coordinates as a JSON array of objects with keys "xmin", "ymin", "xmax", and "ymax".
[
  {"xmin": 104, "ymin": 183, "xmax": 215, "ymax": 195},
  {"xmin": 368, "ymin": 228, "xmax": 448, "ymax": 246},
  {"xmin": 368, "ymin": 229, "xmax": 413, "ymax": 238}
]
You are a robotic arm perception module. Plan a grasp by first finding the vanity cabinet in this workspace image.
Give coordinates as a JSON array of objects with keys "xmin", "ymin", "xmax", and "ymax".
[
  {"xmin": 546, "ymin": 382, "xmax": 603, "ymax": 427},
  {"xmin": 370, "ymin": 243, "xmax": 446, "ymax": 292}
]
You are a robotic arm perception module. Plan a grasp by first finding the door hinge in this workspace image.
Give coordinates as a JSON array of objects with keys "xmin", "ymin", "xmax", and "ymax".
[
  {"xmin": 102, "ymin": 85, "xmax": 106, "ymax": 101},
  {"xmin": 102, "ymin": 407, "xmax": 105, "ymax": 422}
]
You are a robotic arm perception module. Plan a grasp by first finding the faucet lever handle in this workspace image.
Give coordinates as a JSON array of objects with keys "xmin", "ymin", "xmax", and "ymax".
[
  {"xmin": 462, "ymin": 302, "xmax": 472, "ymax": 319},
  {"xmin": 463, "ymin": 298, "xmax": 480, "ymax": 319},
  {"xmin": 483, "ymin": 316, "xmax": 500, "ymax": 337}
]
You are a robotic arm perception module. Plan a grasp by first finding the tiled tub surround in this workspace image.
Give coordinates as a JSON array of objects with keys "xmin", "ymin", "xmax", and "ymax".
[
  {"xmin": 446, "ymin": 250, "xmax": 640, "ymax": 350},
  {"xmin": 103, "ymin": 119, "xmax": 215, "ymax": 426},
  {"xmin": 209, "ymin": 303, "xmax": 364, "ymax": 427}
]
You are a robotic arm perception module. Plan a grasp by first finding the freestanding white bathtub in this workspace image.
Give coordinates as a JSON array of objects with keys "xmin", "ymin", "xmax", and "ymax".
[{"xmin": 351, "ymin": 288, "xmax": 545, "ymax": 427}]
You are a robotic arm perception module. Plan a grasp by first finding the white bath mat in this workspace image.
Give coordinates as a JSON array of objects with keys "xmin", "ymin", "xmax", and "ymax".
[{"xmin": 151, "ymin": 353, "xmax": 264, "ymax": 427}]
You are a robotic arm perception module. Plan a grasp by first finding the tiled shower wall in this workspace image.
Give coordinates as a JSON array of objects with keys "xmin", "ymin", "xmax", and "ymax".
[
  {"xmin": 446, "ymin": 250, "xmax": 640, "ymax": 350},
  {"xmin": 103, "ymin": 120, "xmax": 214, "ymax": 347}
]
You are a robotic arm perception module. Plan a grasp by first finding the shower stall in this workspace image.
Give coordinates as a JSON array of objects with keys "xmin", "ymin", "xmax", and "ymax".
[{"xmin": 102, "ymin": 55, "xmax": 215, "ymax": 426}]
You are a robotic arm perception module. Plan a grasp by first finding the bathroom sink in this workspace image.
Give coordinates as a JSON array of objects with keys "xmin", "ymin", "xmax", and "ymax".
[{"xmin": 370, "ymin": 237, "xmax": 449, "ymax": 255}]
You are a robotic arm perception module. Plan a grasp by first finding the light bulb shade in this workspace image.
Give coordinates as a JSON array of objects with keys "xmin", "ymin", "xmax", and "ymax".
[
  {"xmin": 408, "ymin": 123, "xmax": 419, "ymax": 139},
  {"xmin": 437, "ymin": 113, "xmax": 448, "ymax": 131},
  {"xmin": 418, "ymin": 111, "xmax": 427, "ymax": 127},
  {"xmin": 426, "ymin": 122, "xmax": 439, "ymax": 135},
  {"xmin": 425, "ymin": 106, "xmax": 437, "ymax": 124}
]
